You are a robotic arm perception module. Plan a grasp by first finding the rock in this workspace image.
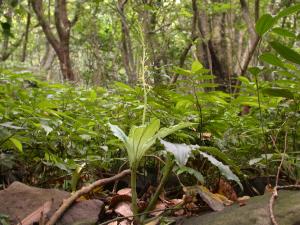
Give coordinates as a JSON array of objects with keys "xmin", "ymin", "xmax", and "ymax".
[
  {"xmin": 182, "ymin": 190, "xmax": 300, "ymax": 225},
  {"xmin": 0, "ymin": 181, "xmax": 104, "ymax": 225}
]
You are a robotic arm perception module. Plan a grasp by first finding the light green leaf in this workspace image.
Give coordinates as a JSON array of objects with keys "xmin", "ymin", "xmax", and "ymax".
[
  {"xmin": 198, "ymin": 151, "xmax": 242, "ymax": 189},
  {"xmin": 79, "ymin": 134, "xmax": 91, "ymax": 141},
  {"xmin": 41, "ymin": 124, "xmax": 53, "ymax": 136},
  {"xmin": 270, "ymin": 41, "xmax": 300, "ymax": 65},
  {"xmin": 260, "ymin": 53, "xmax": 285, "ymax": 68},
  {"xmin": 272, "ymin": 27, "xmax": 296, "ymax": 38},
  {"xmin": 255, "ymin": 14, "xmax": 275, "ymax": 36},
  {"xmin": 155, "ymin": 122, "xmax": 194, "ymax": 139},
  {"xmin": 71, "ymin": 163, "xmax": 86, "ymax": 192},
  {"xmin": 275, "ymin": 4, "xmax": 300, "ymax": 20},
  {"xmin": 160, "ymin": 139, "xmax": 197, "ymax": 165},
  {"xmin": 191, "ymin": 60, "xmax": 203, "ymax": 73},
  {"xmin": 108, "ymin": 123, "xmax": 128, "ymax": 143},
  {"xmin": 173, "ymin": 67, "xmax": 191, "ymax": 76},
  {"xmin": 0, "ymin": 122, "xmax": 23, "ymax": 130},
  {"xmin": 9, "ymin": 137, "xmax": 23, "ymax": 153}
]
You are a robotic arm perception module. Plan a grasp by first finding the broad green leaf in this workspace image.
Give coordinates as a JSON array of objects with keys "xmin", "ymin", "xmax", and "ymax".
[
  {"xmin": 198, "ymin": 151, "xmax": 242, "ymax": 189},
  {"xmin": 275, "ymin": 4, "xmax": 300, "ymax": 20},
  {"xmin": 262, "ymin": 87, "xmax": 294, "ymax": 99},
  {"xmin": 108, "ymin": 123, "xmax": 128, "ymax": 143},
  {"xmin": 199, "ymin": 146, "xmax": 240, "ymax": 173},
  {"xmin": 237, "ymin": 76, "xmax": 251, "ymax": 85},
  {"xmin": 248, "ymin": 67, "xmax": 262, "ymax": 76},
  {"xmin": 160, "ymin": 139, "xmax": 197, "ymax": 165},
  {"xmin": 191, "ymin": 60, "xmax": 203, "ymax": 73},
  {"xmin": 197, "ymin": 75, "xmax": 215, "ymax": 80},
  {"xmin": 270, "ymin": 41, "xmax": 300, "ymax": 65},
  {"xmin": 255, "ymin": 14, "xmax": 275, "ymax": 36},
  {"xmin": 173, "ymin": 67, "xmax": 191, "ymax": 76},
  {"xmin": 259, "ymin": 53, "xmax": 285, "ymax": 68},
  {"xmin": 177, "ymin": 166, "xmax": 204, "ymax": 183},
  {"xmin": 198, "ymin": 83, "xmax": 219, "ymax": 88},
  {"xmin": 155, "ymin": 122, "xmax": 194, "ymax": 139},
  {"xmin": 9, "ymin": 137, "xmax": 23, "ymax": 153},
  {"xmin": 272, "ymin": 27, "xmax": 296, "ymax": 38}
]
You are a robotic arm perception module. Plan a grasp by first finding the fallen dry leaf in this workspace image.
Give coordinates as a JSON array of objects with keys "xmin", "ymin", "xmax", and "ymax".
[
  {"xmin": 110, "ymin": 195, "xmax": 132, "ymax": 208},
  {"xmin": 108, "ymin": 220, "xmax": 131, "ymax": 225},
  {"xmin": 114, "ymin": 201, "xmax": 133, "ymax": 217},
  {"xmin": 117, "ymin": 188, "xmax": 132, "ymax": 196},
  {"xmin": 217, "ymin": 178, "xmax": 238, "ymax": 201},
  {"xmin": 150, "ymin": 201, "xmax": 166, "ymax": 216},
  {"xmin": 214, "ymin": 193, "xmax": 234, "ymax": 206},
  {"xmin": 17, "ymin": 200, "xmax": 52, "ymax": 225},
  {"xmin": 169, "ymin": 198, "xmax": 183, "ymax": 206},
  {"xmin": 237, "ymin": 196, "xmax": 250, "ymax": 206},
  {"xmin": 184, "ymin": 185, "xmax": 224, "ymax": 211}
]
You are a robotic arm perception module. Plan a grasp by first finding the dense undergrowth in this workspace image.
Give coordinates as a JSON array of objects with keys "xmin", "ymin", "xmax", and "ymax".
[{"xmin": 1, "ymin": 56, "xmax": 299, "ymax": 193}]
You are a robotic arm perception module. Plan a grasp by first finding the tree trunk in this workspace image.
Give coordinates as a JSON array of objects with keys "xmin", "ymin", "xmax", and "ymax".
[
  {"xmin": 21, "ymin": 0, "xmax": 31, "ymax": 62},
  {"xmin": 31, "ymin": 0, "xmax": 76, "ymax": 81},
  {"xmin": 117, "ymin": 0, "xmax": 137, "ymax": 85}
]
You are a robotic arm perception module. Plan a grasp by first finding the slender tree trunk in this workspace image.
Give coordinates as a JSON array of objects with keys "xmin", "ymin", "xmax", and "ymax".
[
  {"xmin": 31, "ymin": 0, "xmax": 77, "ymax": 81},
  {"xmin": 117, "ymin": 0, "xmax": 137, "ymax": 85},
  {"xmin": 21, "ymin": 0, "xmax": 31, "ymax": 62},
  {"xmin": 170, "ymin": 0, "xmax": 198, "ymax": 84},
  {"xmin": 41, "ymin": 43, "xmax": 56, "ymax": 71}
]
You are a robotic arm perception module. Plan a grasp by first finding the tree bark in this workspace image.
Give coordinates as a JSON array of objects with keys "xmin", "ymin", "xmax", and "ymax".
[
  {"xmin": 117, "ymin": 0, "xmax": 137, "ymax": 85},
  {"xmin": 21, "ymin": 0, "xmax": 31, "ymax": 62},
  {"xmin": 170, "ymin": 0, "xmax": 198, "ymax": 84},
  {"xmin": 31, "ymin": 0, "xmax": 76, "ymax": 81}
]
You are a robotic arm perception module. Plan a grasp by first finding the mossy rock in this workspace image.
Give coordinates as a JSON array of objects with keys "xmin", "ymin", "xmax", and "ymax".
[{"xmin": 183, "ymin": 190, "xmax": 300, "ymax": 225}]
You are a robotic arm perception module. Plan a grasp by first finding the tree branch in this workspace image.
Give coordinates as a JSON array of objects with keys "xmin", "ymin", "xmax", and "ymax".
[
  {"xmin": 31, "ymin": 0, "xmax": 60, "ymax": 52},
  {"xmin": 46, "ymin": 169, "xmax": 131, "ymax": 225}
]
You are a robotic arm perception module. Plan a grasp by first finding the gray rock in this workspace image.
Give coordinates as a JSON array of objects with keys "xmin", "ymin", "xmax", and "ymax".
[
  {"xmin": 182, "ymin": 190, "xmax": 300, "ymax": 225},
  {"xmin": 0, "ymin": 181, "xmax": 104, "ymax": 225}
]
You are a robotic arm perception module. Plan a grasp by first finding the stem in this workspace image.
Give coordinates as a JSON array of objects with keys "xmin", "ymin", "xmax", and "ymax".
[
  {"xmin": 130, "ymin": 167, "xmax": 139, "ymax": 223},
  {"xmin": 141, "ymin": 156, "xmax": 175, "ymax": 222},
  {"xmin": 141, "ymin": 52, "xmax": 147, "ymax": 125},
  {"xmin": 254, "ymin": 73, "xmax": 269, "ymax": 181}
]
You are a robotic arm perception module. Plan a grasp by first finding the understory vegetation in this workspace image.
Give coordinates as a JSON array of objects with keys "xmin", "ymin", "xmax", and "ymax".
[{"xmin": 1, "ymin": 0, "xmax": 300, "ymax": 224}]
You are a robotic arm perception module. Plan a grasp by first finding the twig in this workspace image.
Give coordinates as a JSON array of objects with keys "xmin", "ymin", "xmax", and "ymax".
[
  {"xmin": 269, "ymin": 131, "xmax": 288, "ymax": 225},
  {"xmin": 269, "ymin": 187, "xmax": 279, "ymax": 225},
  {"xmin": 46, "ymin": 169, "xmax": 131, "ymax": 225},
  {"xmin": 275, "ymin": 131, "xmax": 288, "ymax": 187}
]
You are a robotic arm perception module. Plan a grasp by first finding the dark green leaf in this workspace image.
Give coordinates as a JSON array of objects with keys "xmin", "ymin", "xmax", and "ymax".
[
  {"xmin": 270, "ymin": 41, "xmax": 300, "ymax": 65},
  {"xmin": 262, "ymin": 87, "xmax": 294, "ymax": 99},
  {"xmin": 259, "ymin": 53, "xmax": 285, "ymax": 68},
  {"xmin": 255, "ymin": 14, "xmax": 275, "ymax": 36}
]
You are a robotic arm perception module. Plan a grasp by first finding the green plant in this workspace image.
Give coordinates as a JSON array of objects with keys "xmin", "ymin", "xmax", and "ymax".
[{"xmin": 109, "ymin": 118, "xmax": 192, "ymax": 221}]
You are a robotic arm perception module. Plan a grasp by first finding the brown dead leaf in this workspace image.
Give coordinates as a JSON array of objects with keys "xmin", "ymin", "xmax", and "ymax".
[
  {"xmin": 169, "ymin": 198, "xmax": 183, "ymax": 206},
  {"xmin": 185, "ymin": 185, "xmax": 224, "ymax": 211},
  {"xmin": 110, "ymin": 195, "xmax": 132, "ymax": 208},
  {"xmin": 214, "ymin": 193, "xmax": 234, "ymax": 206},
  {"xmin": 150, "ymin": 201, "xmax": 166, "ymax": 216},
  {"xmin": 117, "ymin": 188, "xmax": 132, "ymax": 196},
  {"xmin": 217, "ymin": 179, "xmax": 238, "ymax": 201},
  {"xmin": 237, "ymin": 196, "xmax": 250, "ymax": 206},
  {"xmin": 108, "ymin": 220, "xmax": 131, "ymax": 225},
  {"xmin": 17, "ymin": 200, "xmax": 52, "ymax": 225},
  {"xmin": 114, "ymin": 201, "xmax": 133, "ymax": 217}
]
